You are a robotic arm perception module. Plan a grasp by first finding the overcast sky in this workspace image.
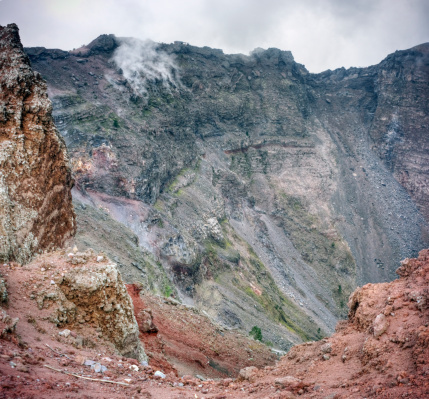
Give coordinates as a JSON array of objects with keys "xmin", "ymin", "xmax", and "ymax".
[{"xmin": 1, "ymin": 0, "xmax": 428, "ymax": 72}]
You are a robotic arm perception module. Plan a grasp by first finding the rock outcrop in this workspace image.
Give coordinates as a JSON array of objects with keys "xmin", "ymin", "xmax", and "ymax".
[
  {"xmin": 0, "ymin": 24, "xmax": 75, "ymax": 264},
  {"xmin": 28, "ymin": 250, "xmax": 146, "ymax": 361}
]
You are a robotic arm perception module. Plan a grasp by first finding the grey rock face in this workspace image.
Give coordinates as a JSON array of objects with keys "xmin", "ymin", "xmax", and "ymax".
[{"xmin": 24, "ymin": 37, "xmax": 429, "ymax": 348}]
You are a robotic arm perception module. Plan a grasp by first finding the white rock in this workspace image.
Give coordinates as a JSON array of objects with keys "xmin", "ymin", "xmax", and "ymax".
[
  {"xmin": 154, "ymin": 370, "xmax": 166, "ymax": 379},
  {"xmin": 96, "ymin": 256, "xmax": 104, "ymax": 262},
  {"xmin": 50, "ymin": 280, "xmax": 55, "ymax": 285},
  {"xmin": 58, "ymin": 329, "xmax": 71, "ymax": 338},
  {"xmin": 84, "ymin": 359, "xmax": 96, "ymax": 366},
  {"xmin": 130, "ymin": 365, "xmax": 139, "ymax": 372},
  {"xmin": 92, "ymin": 363, "xmax": 102, "ymax": 373}
]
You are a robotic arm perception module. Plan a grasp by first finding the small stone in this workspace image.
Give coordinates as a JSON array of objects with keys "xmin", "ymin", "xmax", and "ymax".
[
  {"xmin": 130, "ymin": 365, "xmax": 139, "ymax": 372},
  {"xmin": 320, "ymin": 342, "xmax": 332, "ymax": 354},
  {"xmin": 84, "ymin": 359, "xmax": 96, "ymax": 366},
  {"xmin": 50, "ymin": 280, "xmax": 55, "ymax": 285},
  {"xmin": 75, "ymin": 355, "xmax": 85, "ymax": 365},
  {"xmin": 373, "ymin": 313, "xmax": 389, "ymax": 337},
  {"xmin": 275, "ymin": 376, "xmax": 301, "ymax": 388},
  {"xmin": 41, "ymin": 268, "xmax": 45, "ymax": 272},
  {"xmin": 58, "ymin": 329, "xmax": 71, "ymax": 338},
  {"xmin": 73, "ymin": 246, "xmax": 78, "ymax": 254},
  {"xmin": 96, "ymin": 256, "xmax": 104, "ymax": 262},
  {"xmin": 16, "ymin": 364, "xmax": 29, "ymax": 373},
  {"xmin": 323, "ymin": 354, "xmax": 331, "ymax": 360},
  {"xmin": 238, "ymin": 366, "xmax": 258, "ymax": 381},
  {"xmin": 9, "ymin": 361, "xmax": 16, "ymax": 368},
  {"xmin": 140, "ymin": 360, "xmax": 149, "ymax": 367},
  {"xmin": 124, "ymin": 378, "xmax": 132, "ymax": 383},
  {"xmin": 92, "ymin": 363, "xmax": 104, "ymax": 373},
  {"xmin": 154, "ymin": 370, "xmax": 166, "ymax": 379}
]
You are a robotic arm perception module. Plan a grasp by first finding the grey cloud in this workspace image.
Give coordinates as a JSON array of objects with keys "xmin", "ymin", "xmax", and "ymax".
[{"xmin": 0, "ymin": 0, "xmax": 428, "ymax": 72}]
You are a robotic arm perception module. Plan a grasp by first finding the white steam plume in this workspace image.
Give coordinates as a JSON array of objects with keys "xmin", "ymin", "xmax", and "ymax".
[{"xmin": 111, "ymin": 38, "xmax": 181, "ymax": 98}]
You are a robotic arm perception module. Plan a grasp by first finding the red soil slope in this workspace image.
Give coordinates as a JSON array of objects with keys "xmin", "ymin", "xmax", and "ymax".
[
  {"xmin": 127, "ymin": 284, "xmax": 277, "ymax": 378},
  {"xmin": 0, "ymin": 249, "xmax": 428, "ymax": 398}
]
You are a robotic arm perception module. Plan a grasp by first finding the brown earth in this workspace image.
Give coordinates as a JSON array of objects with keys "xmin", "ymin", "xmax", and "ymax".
[
  {"xmin": 1, "ymin": 249, "xmax": 428, "ymax": 398},
  {"xmin": 0, "ymin": 23, "xmax": 75, "ymax": 264}
]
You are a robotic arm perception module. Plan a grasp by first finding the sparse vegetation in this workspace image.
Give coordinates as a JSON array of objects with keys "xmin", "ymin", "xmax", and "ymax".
[
  {"xmin": 164, "ymin": 284, "xmax": 173, "ymax": 298},
  {"xmin": 249, "ymin": 325, "xmax": 263, "ymax": 341}
]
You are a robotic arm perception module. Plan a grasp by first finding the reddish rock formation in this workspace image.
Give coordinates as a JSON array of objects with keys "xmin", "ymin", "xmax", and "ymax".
[
  {"xmin": 245, "ymin": 249, "xmax": 429, "ymax": 398},
  {"xmin": 0, "ymin": 24, "xmax": 75, "ymax": 264}
]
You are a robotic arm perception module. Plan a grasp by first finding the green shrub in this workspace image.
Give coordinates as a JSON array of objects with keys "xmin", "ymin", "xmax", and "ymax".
[{"xmin": 249, "ymin": 325, "xmax": 263, "ymax": 341}]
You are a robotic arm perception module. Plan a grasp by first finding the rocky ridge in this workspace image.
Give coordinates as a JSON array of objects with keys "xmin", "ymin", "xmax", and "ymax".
[
  {"xmin": 0, "ymin": 24, "xmax": 75, "ymax": 264},
  {"xmin": 23, "ymin": 33, "xmax": 429, "ymax": 348}
]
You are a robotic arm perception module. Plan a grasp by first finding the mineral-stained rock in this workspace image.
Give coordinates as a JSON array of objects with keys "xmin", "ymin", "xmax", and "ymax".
[
  {"xmin": 54, "ymin": 252, "xmax": 146, "ymax": 361},
  {"xmin": 0, "ymin": 24, "xmax": 75, "ymax": 264}
]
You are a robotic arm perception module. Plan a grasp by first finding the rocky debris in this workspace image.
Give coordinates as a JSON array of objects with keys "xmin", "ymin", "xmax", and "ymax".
[{"xmin": 0, "ymin": 24, "xmax": 75, "ymax": 264}]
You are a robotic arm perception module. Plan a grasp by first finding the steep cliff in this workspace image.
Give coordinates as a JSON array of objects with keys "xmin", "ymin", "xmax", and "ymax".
[
  {"xmin": 24, "ymin": 35, "xmax": 429, "ymax": 348},
  {"xmin": 0, "ymin": 24, "xmax": 75, "ymax": 264}
]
